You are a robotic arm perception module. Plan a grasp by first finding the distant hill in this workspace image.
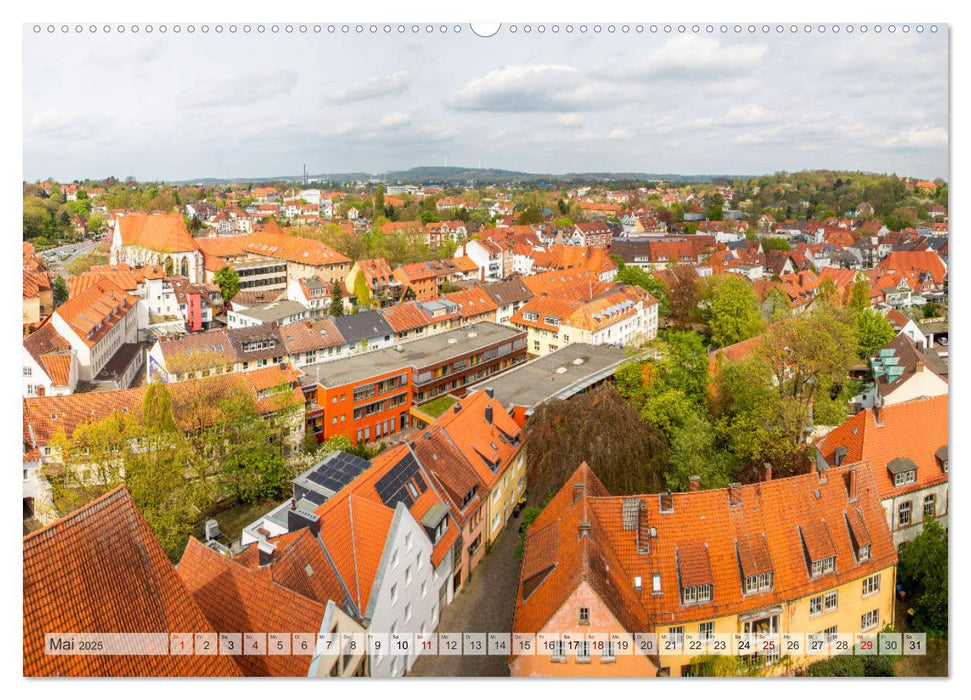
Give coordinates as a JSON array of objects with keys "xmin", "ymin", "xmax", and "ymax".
[{"xmin": 176, "ymin": 166, "xmax": 754, "ymax": 187}]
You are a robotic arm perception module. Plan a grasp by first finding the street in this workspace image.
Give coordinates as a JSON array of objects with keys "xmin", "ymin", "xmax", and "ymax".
[{"xmin": 408, "ymin": 517, "xmax": 524, "ymax": 677}]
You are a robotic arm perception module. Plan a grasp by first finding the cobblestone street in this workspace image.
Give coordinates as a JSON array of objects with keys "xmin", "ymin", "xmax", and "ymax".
[{"xmin": 409, "ymin": 517, "xmax": 524, "ymax": 677}]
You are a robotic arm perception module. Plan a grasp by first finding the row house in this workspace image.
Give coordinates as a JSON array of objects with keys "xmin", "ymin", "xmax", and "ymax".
[
  {"xmin": 529, "ymin": 245, "xmax": 617, "ymax": 282},
  {"xmin": 511, "ymin": 462, "xmax": 896, "ymax": 677},
  {"xmin": 23, "ymin": 323, "xmax": 78, "ymax": 397},
  {"xmin": 482, "ymin": 278, "xmax": 534, "ymax": 324},
  {"xmin": 609, "ymin": 236, "xmax": 721, "ymax": 272},
  {"xmin": 298, "ymin": 322, "xmax": 526, "ymax": 446},
  {"xmin": 568, "ymin": 223, "xmax": 612, "ymax": 249},
  {"xmin": 48, "ymin": 279, "xmax": 140, "ymax": 383},
  {"xmin": 346, "ymin": 258, "xmax": 402, "ymax": 307},
  {"xmin": 816, "ymin": 394, "xmax": 947, "ymax": 549},
  {"xmin": 424, "ymin": 220, "xmax": 468, "ymax": 248},
  {"xmin": 510, "ymin": 283, "xmax": 658, "ymax": 356},
  {"xmin": 287, "ymin": 275, "xmax": 351, "ymax": 318},
  {"xmin": 170, "ymin": 278, "xmax": 223, "ymax": 332},
  {"xmin": 227, "ymin": 299, "xmax": 311, "ymax": 329},
  {"xmin": 381, "ymin": 300, "xmax": 461, "ymax": 343},
  {"xmin": 456, "ymin": 239, "xmax": 504, "ymax": 282},
  {"xmin": 442, "ymin": 286, "xmax": 500, "ymax": 326},
  {"xmin": 23, "ymin": 243, "xmax": 53, "ymax": 334}
]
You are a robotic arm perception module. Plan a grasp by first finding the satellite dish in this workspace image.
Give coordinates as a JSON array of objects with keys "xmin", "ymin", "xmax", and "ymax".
[{"xmin": 470, "ymin": 23, "xmax": 501, "ymax": 38}]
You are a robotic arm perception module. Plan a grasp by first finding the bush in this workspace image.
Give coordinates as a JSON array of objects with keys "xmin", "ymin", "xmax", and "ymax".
[{"xmin": 806, "ymin": 654, "xmax": 895, "ymax": 677}]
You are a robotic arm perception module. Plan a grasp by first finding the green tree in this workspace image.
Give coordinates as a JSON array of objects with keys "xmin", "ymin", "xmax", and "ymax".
[
  {"xmin": 329, "ymin": 280, "xmax": 345, "ymax": 316},
  {"xmin": 52, "ymin": 276, "xmax": 68, "ymax": 306},
  {"xmin": 353, "ymin": 271, "xmax": 372, "ymax": 308},
  {"xmin": 857, "ymin": 308, "xmax": 895, "ymax": 358},
  {"xmin": 897, "ymin": 519, "xmax": 948, "ymax": 635},
  {"xmin": 666, "ymin": 413, "xmax": 736, "ymax": 491},
  {"xmin": 846, "ymin": 272, "xmax": 871, "ymax": 312},
  {"xmin": 616, "ymin": 266, "xmax": 668, "ymax": 310},
  {"xmin": 708, "ymin": 275, "xmax": 763, "ymax": 347},
  {"xmin": 373, "ymin": 184, "xmax": 385, "ymax": 213},
  {"xmin": 213, "ymin": 266, "xmax": 240, "ymax": 303}
]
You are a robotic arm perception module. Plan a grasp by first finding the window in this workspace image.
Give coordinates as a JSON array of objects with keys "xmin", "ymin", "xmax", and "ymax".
[
  {"xmin": 810, "ymin": 592, "xmax": 837, "ymax": 616},
  {"xmin": 551, "ymin": 639, "xmax": 566, "ymax": 661},
  {"xmin": 652, "ymin": 573, "xmax": 662, "ymax": 593},
  {"xmin": 898, "ymin": 501, "xmax": 912, "ymax": 527},
  {"xmin": 699, "ymin": 622, "xmax": 714, "ymax": 640},
  {"xmin": 669, "ymin": 626, "xmax": 684, "ymax": 646},
  {"xmin": 405, "ymin": 566, "xmax": 412, "ymax": 585},
  {"xmin": 858, "ymin": 544, "xmax": 871, "ymax": 561},
  {"xmin": 861, "ymin": 610, "xmax": 879, "ymax": 631},
  {"xmin": 682, "ymin": 584, "xmax": 712, "ymax": 604},
  {"xmin": 862, "ymin": 574, "xmax": 881, "ymax": 597},
  {"xmin": 576, "ymin": 641, "xmax": 591, "ymax": 662},
  {"xmin": 602, "ymin": 641, "xmax": 616, "ymax": 662},
  {"xmin": 745, "ymin": 572, "xmax": 773, "ymax": 594},
  {"xmin": 824, "ymin": 626, "xmax": 838, "ymax": 643},
  {"xmin": 579, "ymin": 607, "xmax": 590, "ymax": 625},
  {"xmin": 811, "ymin": 556, "xmax": 836, "ymax": 578},
  {"xmin": 894, "ymin": 470, "xmax": 916, "ymax": 487},
  {"xmin": 923, "ymin": 494, "xmax": 936, "ymax": 518}
]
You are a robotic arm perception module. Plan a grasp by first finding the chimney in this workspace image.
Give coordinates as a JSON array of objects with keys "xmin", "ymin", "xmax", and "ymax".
[
  {"xmin": 258, "ymin": 539, "xmax": 276, "ymax": 566},
  {"xmin": 485, "ymin": 404, "xmax": 493, "ymax": 424},
  {"xmin": 453, "ymin": 403, "xmax": 462, "ymax": 414},
  {"xmin": 573, "ymin": 482, "xmax": 585, "ymax": 504},
  {"xmin": 728, "ymin": 482, "xmax": 742, "ymax": 507},
  {"xmin": 287, "ymin": 508, "xmax": 321, "ymax": 537},
  {"xmin": 915, "ymin": 360, "xmax": 924, "ymax": 373},
  {"xmin": 847, "ymin": 466, "xmax": 859, "ymax": 502},
  {"xmin": 763, "ymin": 463, "xmax": 772, "ymax": 482},
  {"xmin": 636, "ymin": 499, "xmax": 650, "ymax": 554},
  {"xmin": 688, "ymin": 475, "xmax": 701, "ymax": 492},
  {"xmin": 484, "ymin": 387, "xmax": 495, "ymax": 399}
]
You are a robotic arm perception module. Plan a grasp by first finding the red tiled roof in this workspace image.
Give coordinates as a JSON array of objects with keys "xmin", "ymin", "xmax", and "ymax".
[
  {"xmin": 54, "ymin": 279, "xmax": 139, "ymax": 348},
  {"xmin": 443, "ymin": 286, "xmax": 499, "ymax": 319},
  {"xmin": 177, "ymin": 538, "xmax": 322, "ymax": 676},
  {"xmin": 117, "ymin": 213, "xmax": 200, "ymax": 253},
  {"xmin": 68, "ymin": 264, "xmax": 165, "ymax": 298},
  {"xmin": 380, "ymin": 301, "xmax": 433, "ymax": 333},
  {"xmin": 24, "ymin": 487, "xmax": 242, "ymax": 677},
  {"xmin": 816, "ymin": 394, "xmax": 948, "ymax": 500},
  {"xmin": 314, "ymin": 494, "xmax": 395, "ymax": 614}
]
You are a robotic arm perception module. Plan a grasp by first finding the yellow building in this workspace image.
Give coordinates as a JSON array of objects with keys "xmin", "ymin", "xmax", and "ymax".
[{"xmin": 512, "ymin": 462, "xmax": 897, "ymax": 677}]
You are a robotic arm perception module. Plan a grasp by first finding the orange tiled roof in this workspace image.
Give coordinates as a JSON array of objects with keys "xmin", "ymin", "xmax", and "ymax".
[
  {"xmin": 314, "ymin": 493, "xmax": 394, "ymax": 614},
  {"xmin": 24, "ymin": 487, "xmax": 242, "ymax": 677},
  {"xmin": 442, "ymin": 286, "xmax": 499, "ymax": 319},
  {"xmin": 54, "ymin": 279, "xmax": 139, "ymax": 348},
  {"xmin": 177, "ymin": 538, "xmax": 322, "ymax": 676},
  {"xmin": 245, "ymin": 222, "xmax": 350, "ymax": 266},
  {"xmin": 278, "ymin": 318, "xmax": 345, "ymax": 354},
  {"xmin": 432, "ymin": 390, "xmax": 522, "ymax": 489},
  {"xmin": 23, "ymin": 365, "xmax": 302, "ymax": 447},
  {"xmin": 452, "ymin": 255, "xmax": 479, "ymax": 273},
  {"xmin": 117, "ymin": 213, "xmax": 200, "ymax": 253},
  {"xmin": 877, "ymin": 251, "xmax": 947, "ymax": 286},
  {"xmin": 816, "ymin": 394, "xmax": 947, "ymax": 500},
  {"xmin": 380, "ymin": 301, "xmax": 433, "ymax": 333},
  {"xmin": 516, "ymin": 460, "xmax": 896, "ymax": 633},
  {"xmin": 69, "ymin": 264, "xmax": 165, "ymax": 299}
]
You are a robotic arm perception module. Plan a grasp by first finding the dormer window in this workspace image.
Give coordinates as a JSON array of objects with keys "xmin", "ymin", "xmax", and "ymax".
[
  {"xmin": 811, "ymin": 556, "xmax": 836, "ymax": 578},
  {"xmin": 682, "ymin": 584, "xmax": 712, "ymax": 604},
  {"xmin": 894, "ymin": 470, "xmax": 916, "ymax": 487},
  {"xmin": 858, "ymin": 544, "xmax": 871, "ymax": 561},
  {"xmin": 744, "ymin": 572, "xmax": 773, "ymax": 594},
  {"xmin": 888, "ymin": 457, "xmax": 918, "ymax": 487}
]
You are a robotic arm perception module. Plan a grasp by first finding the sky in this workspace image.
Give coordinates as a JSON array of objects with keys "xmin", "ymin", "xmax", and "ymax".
[{"xmin": 22, "ymin": 25, "xmax": 949, "ymax": 181}]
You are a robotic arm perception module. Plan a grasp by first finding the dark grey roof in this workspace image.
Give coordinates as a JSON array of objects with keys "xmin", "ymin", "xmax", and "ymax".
[
  {"xmin": 226, "ymin": 324, "xmax": 284, "ymax": 361},
  {"xmin": 887, "ymin": 457, "xmax": 918, "ymax": 475},
  {"xmin": 481, "ymin": 278, "xmax": 533, "ymax": 306},
  {"xmin": 333, "ymin": 310, "xmax": 394, "ymax": 345}
]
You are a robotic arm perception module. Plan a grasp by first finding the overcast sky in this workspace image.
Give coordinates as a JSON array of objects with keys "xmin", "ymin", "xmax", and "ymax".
[{"xmin": 22, "ymin": 26, "xmax": 949, "ymax": 181}]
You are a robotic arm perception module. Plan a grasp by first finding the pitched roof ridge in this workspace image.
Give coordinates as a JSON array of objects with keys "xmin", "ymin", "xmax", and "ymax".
[{"xmin": 23, "ymin": 484, "xmax": 128, "ymax": 542}]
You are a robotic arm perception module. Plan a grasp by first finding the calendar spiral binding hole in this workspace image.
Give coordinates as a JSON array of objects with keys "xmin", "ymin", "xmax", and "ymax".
[{"xmin": 32, "ymin": 23, "xmax": 939, "ymax": 36}]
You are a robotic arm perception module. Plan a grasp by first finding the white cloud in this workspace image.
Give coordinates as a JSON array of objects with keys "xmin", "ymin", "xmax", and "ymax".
[
  {"xmin": 606, "ymin": 127, "xmax": 635, "ymax": 140},
  {"xmin": 448, "ymin": 64, "xmax": 620, "ymax": 112},
  {"xmin": 181, "ymin": 69, "xmax": 298, "ymax": 108},
  {"xmin": 555, "ymin": 113, "xmax": 585, "ymax": 128},
  {"xmin": 691, "ymin": 105, "xmax": 778, "ymax": 129},
  {"xmin": 600, "ymin": 36, "xmax": 769, "ymax": 82},
  {"xmin": 882, "ymin": 125, "xmax": 948, "ymax": 149},
  {"xmin": 332, "ymin": 71, "xmax": 416, "ymax": 102}
]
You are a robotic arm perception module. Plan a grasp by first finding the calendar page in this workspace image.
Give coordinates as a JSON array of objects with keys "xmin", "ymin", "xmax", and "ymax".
[{"xmin": 18, "ymin": 5, "xmax": 949, "ymax": 686}]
